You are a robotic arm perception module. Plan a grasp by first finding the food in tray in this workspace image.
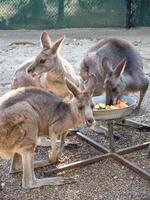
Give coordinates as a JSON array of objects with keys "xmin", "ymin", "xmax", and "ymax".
[{"xmin": 93, "ymin": 100, "xmax": 128, "ymax": 111}]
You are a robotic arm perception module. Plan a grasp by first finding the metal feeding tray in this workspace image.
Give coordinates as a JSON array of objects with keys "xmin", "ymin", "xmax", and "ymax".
[{"xmin": 92, "ymin": 95, "xmax": 137, "ymax": 120}]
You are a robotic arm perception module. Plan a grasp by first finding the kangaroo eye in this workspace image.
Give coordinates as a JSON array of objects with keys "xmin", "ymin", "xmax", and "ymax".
[
  {"xmin": 85, "ymin": 65, "xmax": 89, "ymax": 72},
  {"xmin": 91, "ymin": 104, "xmax": 94, "ymax": 109},
  {"xmin": 40, "ymin": 59, "xmax": 46, "ymax": 64},
  {"xmin": 78, "ymin": 106, "xmax": 84, "ymax": 110},
  {"xmin": 112, "ymin": 88, "xmax": 117, "ymax": 92},
  {"xmin": 83, "ymin": 61, "xmax": 89, "ymax": 71}
]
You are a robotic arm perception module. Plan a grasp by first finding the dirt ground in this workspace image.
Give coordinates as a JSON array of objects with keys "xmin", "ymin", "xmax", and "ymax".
[{"xmin": 0, "ymin": 28, "xmax": 150, "ymax": 200}]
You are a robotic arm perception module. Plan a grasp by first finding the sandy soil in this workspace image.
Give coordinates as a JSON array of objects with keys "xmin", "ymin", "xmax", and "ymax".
[{"xmin": 0, "ymin": 28, "xmax": 150, "ymax": 200}]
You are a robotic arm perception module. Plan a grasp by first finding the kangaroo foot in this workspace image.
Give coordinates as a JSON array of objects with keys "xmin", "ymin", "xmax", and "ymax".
[{"xmin": 23, "ymin": 177, "xmax": 75, "ymax": 189}]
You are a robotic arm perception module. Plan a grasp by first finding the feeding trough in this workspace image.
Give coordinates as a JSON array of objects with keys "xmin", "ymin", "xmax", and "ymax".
[{"xmin": 92, "ymin": 95, "xmax": 137, "ymax": 120}]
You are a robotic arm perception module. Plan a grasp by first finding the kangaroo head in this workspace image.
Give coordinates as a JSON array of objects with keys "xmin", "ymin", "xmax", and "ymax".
[
  {"xmin": 102, "ymin": 57, "xmax": 127, "ymax": 105},
  {"xmin": 66, "ymin": 74, "xmax": 96, "ymax": 127},
  {"xmin": 28, "ymin": 31, "xmax": 64, "ymax": 76}
]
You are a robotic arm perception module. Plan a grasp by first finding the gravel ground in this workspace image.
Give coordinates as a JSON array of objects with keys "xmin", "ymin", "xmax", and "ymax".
[{"xmin": 0, "ymin": 28, "xmax": 150, "ymax": 200}]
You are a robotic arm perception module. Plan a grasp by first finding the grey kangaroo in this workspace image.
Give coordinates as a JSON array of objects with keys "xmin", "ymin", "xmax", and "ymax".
[
  {"xmin": 80, "ymin": 37, "xmax": 149, "ymax": 109},
  {"xmin": 11, "ymin": 31, "xmax": 81, "ymax": 98},
  {"xmin": 0, "ymin": 76, "xmax": 95, "ymax": 188}
]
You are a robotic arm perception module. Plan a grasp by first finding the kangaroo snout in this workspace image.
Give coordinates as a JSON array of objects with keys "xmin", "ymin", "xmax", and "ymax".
[
  {"xmin": 27, "ymin": 65, "xmax": 37, "ymax": 77},
  {"xmin": 27, "ymin": 65, "xmax": 34, "ymax": 73}
]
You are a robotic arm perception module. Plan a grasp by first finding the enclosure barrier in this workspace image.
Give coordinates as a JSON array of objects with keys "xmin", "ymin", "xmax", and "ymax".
[{"xmin": 0, "ymin": 0, "xmax": 150, "ymax": 29}]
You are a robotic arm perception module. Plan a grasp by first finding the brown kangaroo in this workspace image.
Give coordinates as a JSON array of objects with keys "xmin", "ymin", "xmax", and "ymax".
[
  {"xmin": 11, "ymin": 31, "xmax": 81, "ymax": 98},
  {"xmin": 80, "ymin": 37, "xmax": 149, "ymax": 110},
  {"xmin": 0, "ymin": 75, "xmax": 95, "ymax": 188}
]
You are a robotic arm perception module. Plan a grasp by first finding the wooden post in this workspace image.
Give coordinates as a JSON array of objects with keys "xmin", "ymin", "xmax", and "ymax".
[
  {"xmin": 58, "ymin": 0, "xmax": 64, "ymax": 26},
  {"xmin": 126, "ymin": 0, "xmax": 132, "ymax": 28}
]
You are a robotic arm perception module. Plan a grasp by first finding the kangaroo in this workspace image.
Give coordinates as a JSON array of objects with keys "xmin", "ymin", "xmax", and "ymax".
[
  {"xmin": 0, "ymin": 76, "xmax": 95, "ymax": 188},
  {"xmin": 11, "ymin": 31, "xmax": 81, "ymax": 98},
  {"xmin": 80, "ymin": 37, "xmax": 149, "ymax": 110}
]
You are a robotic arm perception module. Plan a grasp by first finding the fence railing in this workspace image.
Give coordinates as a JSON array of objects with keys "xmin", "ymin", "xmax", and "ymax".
[{"xmin": 0, "ymin": 0, "xmax": 149, "ymax": 29}]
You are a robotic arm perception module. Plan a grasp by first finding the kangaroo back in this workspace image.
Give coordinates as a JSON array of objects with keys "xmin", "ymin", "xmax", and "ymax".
[
  {"xmin": 80, "ymin": 37, "xmax": 149, "ymax": 108},
  {"xmin": 11, "ymin": 57, "xmax": 41, "ymax": 89}
]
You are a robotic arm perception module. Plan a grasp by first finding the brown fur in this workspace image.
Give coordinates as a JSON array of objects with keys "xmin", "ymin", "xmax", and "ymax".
[
  {"xmin": 11, "ymin": 32, "xmax": 81, "ymax": 98},
  {"xmin": 0, "ymin": 76, "xmax": 95, "ymax": 188}
]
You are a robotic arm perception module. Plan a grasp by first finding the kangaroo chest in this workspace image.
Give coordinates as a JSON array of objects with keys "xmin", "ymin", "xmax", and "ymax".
[{"xmin": 39, "ymin": 73, "xmax": 69, "ymax": 98}]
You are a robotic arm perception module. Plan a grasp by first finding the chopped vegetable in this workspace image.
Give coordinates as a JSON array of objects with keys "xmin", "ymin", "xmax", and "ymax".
[{"xmin": 93, "ymin": 100, "xmax": 128, "ymax": 111}]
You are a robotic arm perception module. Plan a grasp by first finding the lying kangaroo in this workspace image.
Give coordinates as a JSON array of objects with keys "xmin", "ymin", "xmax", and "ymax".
[
  {"xmin": 0, "ymin": 76, "xmax": 95, "ymax": 188},
  {"xmin": 11, "ymin": 31, "xmax": 81, "ymax": 98},
  {"xmin": 80, "ymin": 37, "xmax": 149, "ymax": 109}
]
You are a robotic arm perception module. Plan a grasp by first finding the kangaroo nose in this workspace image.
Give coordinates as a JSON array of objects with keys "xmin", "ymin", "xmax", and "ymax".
[
  {"xmin": 27, "ymin": 67, "xmax": 33, "ymax": 73},
  {"xmin": 86, "ymin": 118, "xmax": 94, "ymax": 127}
]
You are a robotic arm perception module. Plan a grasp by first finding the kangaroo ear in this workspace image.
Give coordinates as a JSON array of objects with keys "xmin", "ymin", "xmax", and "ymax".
[
  {"xmin": 113, "ymin": 58, "xmax": 127, "ymax": 77},
  {"xmin": 101, "ymin": 57, "xmax": 112, "ymax": 73},
  {"xmin": 65, "ymin": 79, "xmax": 81, "ymax": 97},
  {"xmin": 40, "ymin": 31, "xmax": 52, "ymax": 48},
  {"xmin": 51, "ymin": 36, "xmax": 65, "ymax": 54},
  {"xmin": 84, "ymin": 74, "xmax": 97, "ymax": 96}
]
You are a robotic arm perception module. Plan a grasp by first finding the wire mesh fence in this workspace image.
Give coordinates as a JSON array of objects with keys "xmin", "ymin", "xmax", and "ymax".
[
  {"xmin": 0, "ymin": 0, "xmax": 149, "ymax": 29},
  {"xmin": 130, "ymin": 0, "xmax": 150, "ymax": 27},
  {"xmin": 63, "ymin": 0, "xmax": 126, "ymax": 28}
]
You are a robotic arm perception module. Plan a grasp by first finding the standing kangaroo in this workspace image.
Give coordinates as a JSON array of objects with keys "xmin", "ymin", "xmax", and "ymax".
[
  {"xmin": 11, "ymin": 31, "xmax": 81, "ymax": 98},
  {"xmin": 80, "ymin": 37, "xmax": 149, "ymax": 109},
  {"xmin": 0, "ymin": 76, "xmax": 95, "ymax": 188}
]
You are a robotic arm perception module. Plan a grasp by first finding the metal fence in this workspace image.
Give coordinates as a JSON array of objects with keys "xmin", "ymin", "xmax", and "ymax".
[
  {"xmin": 129, "ymin": 0, "xmax": 150, "ymax": 27},
  {"xmin": 0, "ymin": 0, "xmax": 150, "ymax": 29}
]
